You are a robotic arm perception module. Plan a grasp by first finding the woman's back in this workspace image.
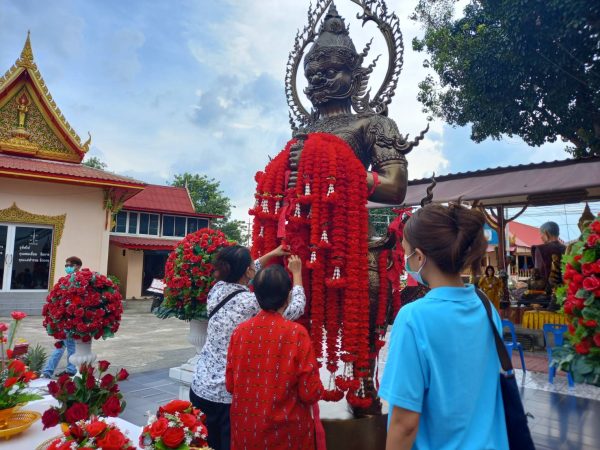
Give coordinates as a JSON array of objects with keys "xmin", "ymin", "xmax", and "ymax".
[{"xmin": 381, "ymin": 285, "xmax": 509, "ymax": 450}]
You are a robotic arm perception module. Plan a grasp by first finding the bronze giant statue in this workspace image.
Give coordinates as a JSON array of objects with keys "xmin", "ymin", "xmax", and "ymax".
[{"xmin": 251, "ymin": 0, "xmax": 427, "ymax": 419}]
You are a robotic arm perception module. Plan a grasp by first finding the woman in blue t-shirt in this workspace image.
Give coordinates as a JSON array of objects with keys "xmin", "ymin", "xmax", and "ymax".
[{"xmin": 379, "ymin": 203, "xmax": 509, "ymax": 450}]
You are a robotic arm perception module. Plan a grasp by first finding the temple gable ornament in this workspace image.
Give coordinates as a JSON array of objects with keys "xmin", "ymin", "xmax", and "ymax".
[{"xmin": 0, "ymin": 32, "xmax": 91, "ymax": 162}]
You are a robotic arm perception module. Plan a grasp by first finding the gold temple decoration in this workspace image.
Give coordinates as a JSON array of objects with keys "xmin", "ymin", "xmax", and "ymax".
[
  {"xmin": 103, "ymin": 189, "xmax": 128, "ymax": 230},
  {"xmin": 0, "ymin": 203, "xmax": 67, "ymax": 285},
  {"xmin": 0, "ymin": 32, "xmax": 88, "ymax": 162}
]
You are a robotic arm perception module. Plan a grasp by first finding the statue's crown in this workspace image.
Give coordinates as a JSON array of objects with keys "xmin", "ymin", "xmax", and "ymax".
[{"xmin": 305, "ymin": 3, "xmax": 358, "ymax": 67}]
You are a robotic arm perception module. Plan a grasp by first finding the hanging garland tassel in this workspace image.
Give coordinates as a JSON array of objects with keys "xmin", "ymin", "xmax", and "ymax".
[{"xmin": 251, "ymin": 133, "xmax": 373, "ymax": 408}]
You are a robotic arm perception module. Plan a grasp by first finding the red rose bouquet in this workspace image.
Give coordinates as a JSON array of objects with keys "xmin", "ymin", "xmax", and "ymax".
[
  {"xmin": 139, "ymin": 399, "xmax": 209, "ymax": 449},
  {"xmin": 155, "ymin": 228, "xmax": 234, "ymax": 321},
  {"xmin": 47, "ymin": 418, "xmax": 136, "ymax": 450},
  {"xmin": 555, "ymin": 213, "xmax": 600, "ymax": 385},
  {"xmin": 42, "ymin": 269, "xmax": 123, "ymax": 342},
  {"xmin": 42, "ymin": 360, "xmax": 129, "ymax": 429}
]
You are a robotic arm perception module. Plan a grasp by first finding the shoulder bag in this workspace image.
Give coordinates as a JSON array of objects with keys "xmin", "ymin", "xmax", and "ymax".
[
  {"xmin": 208, "ymin": 289, "xmax": 245, "ymax": 321},
  {"xmin": 476, "ymin": 289, "xmax": 536, "ymax": 450}
]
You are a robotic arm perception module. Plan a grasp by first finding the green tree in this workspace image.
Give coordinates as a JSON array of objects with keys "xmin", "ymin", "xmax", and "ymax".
[
  {"xmin": 171, "ymin": 173, "xmax": 245, "ymax": 242},
  {"xmin": 411, "ymin": 0, "xmax": 600, "ymax": 156},
  {"xmin": 82, "ymin": 156, "xmax": 107, "ymax": 169}
]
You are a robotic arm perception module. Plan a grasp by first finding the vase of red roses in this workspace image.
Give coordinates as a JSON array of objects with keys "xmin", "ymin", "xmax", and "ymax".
[
  {"xmin": 41, "ymin": 360, "xmax": 129, "ymax": 430},
  {"xmin": 554, "ymin": 214, "xmax": 600, "ymax": 386},
  {"xmin": 154, "ymin": 229, "xmax": 234, "ymax": 363},
  {"xmin": 140, "ymin": 399, "xmax": 210, "ymax": 450},
  {"xmin": 45, "ymin": 418, "xmax": 137, "ymax": 450},
  {"xmin": 42, "ymin": 269, "xmax": 123, "ymax": 367}
]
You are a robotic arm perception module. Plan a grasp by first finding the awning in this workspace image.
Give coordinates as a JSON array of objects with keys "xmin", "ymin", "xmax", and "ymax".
[
  {"xmin": 400, "ymin": 156, "xmax": 600, "ymax": 207},
  {"xmin": 110, "ymin": 235, "xmax": 179, "ymax": 251}
]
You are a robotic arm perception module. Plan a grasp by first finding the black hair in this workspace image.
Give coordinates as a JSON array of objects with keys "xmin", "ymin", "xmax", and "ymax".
[
  {"xmin": 253, "ymin": 265, "xmax": 292, "ymax": 311},
  {"xmin": 66, "ymin": 256, "xmax": 82, "ymax": 267},
  {"xmin": 213, "ymin": 245, "xmax": 252, "ymax": 283},
  {"xmin": 404, "ymin": 203, "xmax": 488, "ymax": 276},
  {"xmin": 485, "ymin": 265, "xmax": 495, "ymax": 276}
]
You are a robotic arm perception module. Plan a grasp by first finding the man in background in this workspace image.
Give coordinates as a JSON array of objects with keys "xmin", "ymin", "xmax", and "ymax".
[{"xmin": 41, "ymin": 256, "xmax": 82, "ymax": 378}]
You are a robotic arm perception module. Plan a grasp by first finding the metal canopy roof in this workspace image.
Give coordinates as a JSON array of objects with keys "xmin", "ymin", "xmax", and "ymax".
[{"xmin": 399, "ymin": 156, "xmax": 600, "ymax": 208}]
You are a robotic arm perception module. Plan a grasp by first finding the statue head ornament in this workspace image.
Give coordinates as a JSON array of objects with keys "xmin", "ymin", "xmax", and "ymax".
[{"xmin": 285, "ymin": 0, "xmax": 405, "ymax": 127}]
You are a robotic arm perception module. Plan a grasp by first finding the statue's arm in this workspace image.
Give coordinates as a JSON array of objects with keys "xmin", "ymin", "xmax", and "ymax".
[{"xmin": 367, "ymin": 116, "xmax": 409, "ymax": 204}]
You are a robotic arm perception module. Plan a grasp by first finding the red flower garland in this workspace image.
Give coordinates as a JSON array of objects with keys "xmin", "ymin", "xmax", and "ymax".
[
  {"xmin": 43, "ymin": 270, "xmax": 122, "ymax": 342},
  {"xmin": 251, "ymin": 133, "xmax": 373, "ymax": 407}
]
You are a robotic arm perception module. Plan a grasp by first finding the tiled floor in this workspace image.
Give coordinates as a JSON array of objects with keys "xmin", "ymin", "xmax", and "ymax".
[{"xmin": 122, "ymin": 368, "xmax": 600, "ymax": 448}]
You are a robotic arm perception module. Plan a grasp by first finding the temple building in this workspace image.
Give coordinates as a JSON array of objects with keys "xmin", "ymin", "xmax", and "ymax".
[{"xmin": 0, "ymin": 35, "xmax": 216, "ymax": 314}]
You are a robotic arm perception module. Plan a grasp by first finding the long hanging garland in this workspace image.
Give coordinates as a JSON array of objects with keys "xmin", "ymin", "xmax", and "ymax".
[{"xmin": 251, "ymin": 133, "xmax": 404, "ymax": 407}]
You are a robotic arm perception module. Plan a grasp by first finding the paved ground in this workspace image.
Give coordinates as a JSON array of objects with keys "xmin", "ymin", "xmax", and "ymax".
[{"xmin": 0, "ymin": 299, "xmax": 196, "ymax": 374}]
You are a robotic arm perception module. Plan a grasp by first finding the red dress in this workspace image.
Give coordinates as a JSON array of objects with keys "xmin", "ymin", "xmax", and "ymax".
[{"xmin": 226, "ymin": 310, "xmax": 323, "ymax": 450}]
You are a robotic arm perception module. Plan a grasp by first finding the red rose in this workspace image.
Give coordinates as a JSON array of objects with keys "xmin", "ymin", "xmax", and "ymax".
[
  {"xmin": 583, "ymin": 276, "xmax": 600, "ymax": 292},
  {"xmin": 149, "ymin": 417, "xmax": 169, "ymax": 438},
  {"xmin": 160, "ymin": 399, "xmax": 192, "ymax": 415},
  {"xmin": 101, "ymin": 395, "xmax": 122, "ymax": 417},
  {"xmin": 3, "ymin": 377, "xmax": 18, "ymax": 388},
  {"xmin": 0, "ymin": 322, "xmax": 7, "ymax": 332},
  {"xmin": 563, "ymin": 302, "xmax": 573, "ymax": 315},
  {"xmin": 64, "ymin": 380, "xmax": 76, "ymax": 394},
  {"xmin": 48, "ymin": 381, "xmax": 59, "ymax": 396},
  {"xmin": 8, "ymin": 359, "xmax": 26, "ymax": 374},
  {"xmin": 568, "ymin": 323, "xmax": 576, "ymax": 334},
  {"xmin": 116, "ymin": 368, "xmax": 129, "ymax": 381},
  {"xmin": 85, "ymin": 420, "xmax": 108, "ymax": 437},
  {"xmin": 584, "ymin": 320, "xmax": 598, "ymax": 328},
  {"xmin": 42, "ymin": 408, "xmax": 61, "ymax": 429},
  {"xmin": 575, "ymin": 339, "xmax": 592, "ymax": 355},
  {"xmin": 587, "ymin": 234, "xmax": 599, "ymax": 247},
  {"xmin": 54, "ymin": 341, "xmax": 64, "ymax": 349},
  {"xmin": 68, "ymin": 423, "xmax": 85, "ymax": 440},
  {"xmin": 96, "ymin": 428, "xmax": 127, "ymax": 450},
  {"xmin": 10, "ymin": 311, "xmax": 26, "ymax": 320},
  {"xmin": 57, "ymin": 373, "xmax": 71, "ymax": 385},
  {"xmin": 100, "ymin": 373, "xmax": 115, "ymax": 388},
  {"xmin": 48, "ymin": 439, "xmax": 71, "ymax": 450},
  {"xmin": 162, "ymin": 427, "xmax": 185, "ymax": 448},
  {"xmin": 591, "ymin": 220, "xmax": 600, "ymax": 233},
  {"xmin": 594, "ymin": 333, "xmax": 600, "ymax": 347},
  {"xmin": 24, "ymin": 371, "xmax": 37, "ymax": 381},
  {"xmin": 65, "ymin": 402, "xmax": 89, "ymax": 423},
  {"xmin": 86, "ymin": 374, "xmax": 96, "ymax": 389},
  {"xmin": 180, "ymin": 413, "xmax": 198, "ymax": 430},
  {"xmin": 98, "ymin": 360, "xmax": 111, "ymax": 372}
]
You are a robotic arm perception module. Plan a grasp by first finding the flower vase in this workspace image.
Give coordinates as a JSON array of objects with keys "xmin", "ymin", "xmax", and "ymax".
[
  {"xmin": 68, "ymin": 341, "xmax": 96, "ymax": 370},
  {"xmin": 185, "ymin": 319, "xmax": 208, "ymax": 367}
]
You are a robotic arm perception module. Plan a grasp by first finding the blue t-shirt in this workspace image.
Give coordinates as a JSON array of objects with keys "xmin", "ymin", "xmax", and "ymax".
[{"xmin": 379, "ymin": 285, "xmax": 509, "ymax": 450}]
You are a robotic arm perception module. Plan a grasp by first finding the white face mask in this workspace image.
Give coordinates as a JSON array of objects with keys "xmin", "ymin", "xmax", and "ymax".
[{"xmin": 405, "ymin": 251, "xmax": 428, "ymax": 286}]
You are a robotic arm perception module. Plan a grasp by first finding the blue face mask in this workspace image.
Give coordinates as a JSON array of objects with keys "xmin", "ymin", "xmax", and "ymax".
[
  {"xmin": 65, "ymin": 266, "xmax": 75, "ymax": 275},
  {"xmin": 405, "ymin": 251, "xmax": 428, "ymax": 286}
]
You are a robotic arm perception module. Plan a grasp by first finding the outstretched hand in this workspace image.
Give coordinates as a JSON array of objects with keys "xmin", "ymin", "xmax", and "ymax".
[
  {"xmin": 287, "ymin": 255, "xmax": 302, "ymax": 276},
  {"xmin": 271, "ymin": 244, "xmax": 291, "ymax": 258}
]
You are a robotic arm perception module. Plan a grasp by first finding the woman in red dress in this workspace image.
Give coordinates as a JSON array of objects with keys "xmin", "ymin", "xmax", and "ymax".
[{"xmin": 226, "ymin": 263, "xmax": 323, "ymax": 450}]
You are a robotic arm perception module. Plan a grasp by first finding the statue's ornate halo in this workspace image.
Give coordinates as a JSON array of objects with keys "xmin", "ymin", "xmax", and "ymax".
[{"xmin": 285, "ymin": 0, "xmax": 405, "ymax": 129}]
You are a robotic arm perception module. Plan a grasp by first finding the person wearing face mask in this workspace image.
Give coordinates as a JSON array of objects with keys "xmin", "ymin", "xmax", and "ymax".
[
  {"xmin": 380, "ymin": 204, "xmax": 509, "ymax": 450},
  {"xmin": 41, "ymin": 256, "xmax": 82, "ymax": 379},
  {"xmin": 190, "ymin": 244, "xmax": 305, "ymax": 450}
]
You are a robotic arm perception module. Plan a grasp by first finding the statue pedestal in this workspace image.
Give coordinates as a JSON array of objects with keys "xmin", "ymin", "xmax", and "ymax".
[
  {"xmin": 169, "ymin": 354, "xmax": 201, "ymax": 399},
  {"xmin": 322, "ymin": 414, "xmax": 388, "ymax": 450}
]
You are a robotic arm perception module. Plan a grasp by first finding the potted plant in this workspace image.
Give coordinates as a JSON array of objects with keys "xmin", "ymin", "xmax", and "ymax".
[
  {"xmin": 46, "ymin": 417, "xmax": 137, "ymax": 450},
  {"xmin": 154, "ymin": 229, "xmax": 234, "ymax": 358},
  {"xmin": 41, "ymin": 360, "xmax": 129, "ymax": 430},
  {"xmin": 554, "ymin": 214, "xmax": 600, "ymax": 385},
  {"xmin": 139, "ymin": 399, "xmax": 210, "ymax": 450},
  {"xmin": 42, "ymin": 269, "xmax": 123, "ymax": 366}
]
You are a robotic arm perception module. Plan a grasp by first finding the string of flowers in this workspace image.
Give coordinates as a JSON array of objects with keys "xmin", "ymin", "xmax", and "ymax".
[{"xmin": 251, "ymin": 132, "xmax": 374, "ymax": 407}]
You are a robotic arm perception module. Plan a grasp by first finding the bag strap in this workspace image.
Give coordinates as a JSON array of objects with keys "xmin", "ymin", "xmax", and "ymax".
[
  {"xmin": 475, "ymin": 288, "xmax": 514, "ymax": 372},
  {"xmin": 208, "ymin": 289, "xmax": 245, "ymax": 321}
]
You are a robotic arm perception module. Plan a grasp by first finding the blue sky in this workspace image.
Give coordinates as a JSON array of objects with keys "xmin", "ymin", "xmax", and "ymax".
[{"xmin": 0, "ymin": 0, "xmax": 594, "ymax": 239}]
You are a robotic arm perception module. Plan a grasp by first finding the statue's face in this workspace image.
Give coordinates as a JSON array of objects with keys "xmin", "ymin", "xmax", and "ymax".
[{"xmin": 304, "ymin": 57, "xmax": 353, "ymax": 106}]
